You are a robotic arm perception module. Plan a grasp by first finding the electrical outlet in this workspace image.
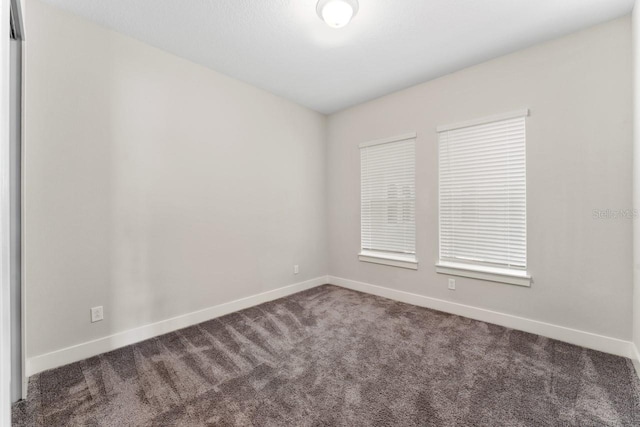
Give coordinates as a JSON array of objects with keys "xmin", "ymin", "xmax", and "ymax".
[
  {"xmin": 448, "ymin": 278, "xmax": 456, "ymax": 290},
  {"xmin": 91, "ymin": 306, "xmax": 104, "ymax": 323},
  {"xmin": 294, "ymin": 264, "xmax": 299, "ymax": 274}
]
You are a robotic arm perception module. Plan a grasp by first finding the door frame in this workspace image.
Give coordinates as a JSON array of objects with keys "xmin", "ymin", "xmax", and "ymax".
[
  {"xmin": 9, "ymin": 0, "xmax": 23, "ymax": 404},
  {"xmin": 0, "ymin": 0, "xmax": 14, "ymax": 422}
]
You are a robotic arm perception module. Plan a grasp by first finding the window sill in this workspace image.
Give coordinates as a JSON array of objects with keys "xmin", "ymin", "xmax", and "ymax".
[
  {"xmin": 435, "ymin": 261, "xmax": 531, "ymax": 287},
  {"xmin": 359, "ymin": 251, "xmax": 418, "ymax": 270}
]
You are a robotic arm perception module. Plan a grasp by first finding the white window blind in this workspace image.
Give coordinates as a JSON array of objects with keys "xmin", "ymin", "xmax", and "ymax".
[
  {"xmin": 360, "ymin": 134, "xmax": 416, "ymax": 263},
  {"xmin": 438, "ymin": 111, "xmax": 527, "ymax": 271}
]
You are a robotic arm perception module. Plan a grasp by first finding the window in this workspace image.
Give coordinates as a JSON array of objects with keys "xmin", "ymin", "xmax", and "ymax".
[
  {"xmin": 436, "ymin": 110, "xmax": 531, "ymax": 286},
  {"xmin": 359, "ymin": 133, "xmax": 417, "ymax": 269}
]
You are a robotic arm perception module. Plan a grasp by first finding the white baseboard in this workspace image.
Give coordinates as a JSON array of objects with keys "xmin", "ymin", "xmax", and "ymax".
[
  {"xmin": 26, "ymin": 276, "xmax": 329, "ymax": 377},
  {"xmin": 328, "ymin": 276, "xmax": 634, "ymax": 359},
  {"xmin": 26, "ymin": 274, "xmax": 637, "ymax": 379},
  {"xmin": 632, "ymin": 343, "xmax": 640, "ymax": 379}
]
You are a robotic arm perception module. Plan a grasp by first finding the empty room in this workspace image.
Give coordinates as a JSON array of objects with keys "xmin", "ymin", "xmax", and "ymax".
[{"xmin": 2, "ymin": 0, "xmax": 640, "ymax": 425}]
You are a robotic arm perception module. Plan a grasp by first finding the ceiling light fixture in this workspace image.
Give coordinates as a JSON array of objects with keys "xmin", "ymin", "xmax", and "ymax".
[{"xmin": 316, "ymin": 0, "xmax": 359, "ymax": 29}]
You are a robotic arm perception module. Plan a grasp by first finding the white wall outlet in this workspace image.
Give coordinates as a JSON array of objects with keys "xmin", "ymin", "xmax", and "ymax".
[
  {"xmin": 448, "ymin": 278, "xmax": 456, "ymax": 290},
  {"xmin": 91, "ymin": 306, "xmax": 104, "ymax": 323},
  {"xmin": 293, "ymin": 264, "xmax": 299, "ymax": 274}
]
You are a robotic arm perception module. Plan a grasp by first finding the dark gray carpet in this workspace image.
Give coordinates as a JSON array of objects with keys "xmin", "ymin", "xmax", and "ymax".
[{"xmin": 12, "ymin": 285, "xmax": 640, "ymax": 426}]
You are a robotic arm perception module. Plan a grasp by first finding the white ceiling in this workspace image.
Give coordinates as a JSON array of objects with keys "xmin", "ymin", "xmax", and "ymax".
[{"xmin": 40, "ymin": 0, "xmax": 635, "ymax": 114}]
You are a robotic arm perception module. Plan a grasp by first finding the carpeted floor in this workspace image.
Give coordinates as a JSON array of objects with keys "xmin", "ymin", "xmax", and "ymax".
[{"xmin": 12, "ymin": 285, "xmax": 640, "ymax": 426}]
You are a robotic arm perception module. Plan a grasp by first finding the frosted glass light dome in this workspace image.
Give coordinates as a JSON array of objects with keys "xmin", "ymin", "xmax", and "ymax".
[{"xmin": 316, "ymin": 0, "xmax": 359, "ymax": 28}]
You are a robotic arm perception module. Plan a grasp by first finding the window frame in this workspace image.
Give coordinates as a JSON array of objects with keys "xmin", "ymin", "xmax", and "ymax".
[
  {"xmin": 436, "ymin": 110, "xmax": 531, "ymax": 286},
  {"xmin": 358, "ymin": 132, "xmax": 418, "ymax": 270}
]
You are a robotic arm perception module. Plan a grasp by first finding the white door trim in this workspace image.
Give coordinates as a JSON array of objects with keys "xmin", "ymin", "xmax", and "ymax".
[{"xmin": 1, "ymin": 0, "xmax": 14, "ymax": 423}]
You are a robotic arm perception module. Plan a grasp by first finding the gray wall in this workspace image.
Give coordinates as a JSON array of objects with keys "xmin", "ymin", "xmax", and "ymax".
[
  {"xmin": 327, "ymin": 17, "xmax": 633, "ymax": 340},
  {"xmin": 23, "ymin": 0, "xmax": 327, "ymax": 358},
  {"xmin": 23, "ymin": 0, "xmax": 635, "ymax": 364}
]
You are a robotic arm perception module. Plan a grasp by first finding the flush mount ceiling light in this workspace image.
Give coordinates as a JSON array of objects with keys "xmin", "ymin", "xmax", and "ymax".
[{"xmin": 316, "ymin": 0, "xmax": 359, "ymax": 28}]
